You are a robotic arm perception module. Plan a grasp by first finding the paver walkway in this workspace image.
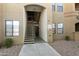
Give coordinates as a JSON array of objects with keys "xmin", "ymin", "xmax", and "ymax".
[{"xmin": 19, "ymin": 43, "xmax": 60, "ymax": 56}]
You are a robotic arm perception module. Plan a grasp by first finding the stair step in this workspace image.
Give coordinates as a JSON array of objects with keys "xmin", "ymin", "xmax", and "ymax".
[
  {"xmin": 25, "ymin": 38, "xmax": 35, "ymax": 39},
  {"xmin": 25, "ymin": 37, "xmax": 34, "ymax": 38},
  {"xmin": 25, "ymin": 38, "xmax": 34, "ymax": 39},
  {"xmin": 26, "ymin": 34, "xmax": 35, "ymax": 35},
  {"xmin": 25, "ymin": 22, "xmax": 35, "ymax": 44},
  {"xmin": 24, "ymin": 38, "xmax": 34, "ymax": 40},
  {"xmin": 24, "ymin": 42, "xmax": 34, "ymax": 44},
  {"xmin": 24, "ymin": 40, "xmax": 34, "ymax": 42}
]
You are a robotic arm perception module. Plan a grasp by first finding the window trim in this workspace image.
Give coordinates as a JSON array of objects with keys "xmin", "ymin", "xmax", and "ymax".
[
  {"xmin": 5, "ymin": 20, "xmax": 20, "ymax": 37},
  {"xmin": 52, "ymin": 3, "xmax": 55, "ymax": 12},
  {"xmin": 13, "ymin": 21, "xmax": 20, "ymax": 36},
  {"xmin": 57, "ymin": 3, "xmax": 63, "ymax": 12},
  {"xmin": 52, "ymin": 23, "xmax": 56, "ymax": 34},
  {"xmin": 57, "ymin": 23, "xmax": 64, "ymax": 34},
  {"xmin": 5, "ymin": 20, "xmax": 13, "ymax": 37}
]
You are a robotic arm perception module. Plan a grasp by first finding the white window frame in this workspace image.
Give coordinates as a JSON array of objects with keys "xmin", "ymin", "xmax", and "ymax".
[
  {"xmin": 52, "ymin": 3, "xmax": 55, "ymax": 12},
  {"xmin": 5, "ymin": 20, "xmax": 19, "ymax": 37},
  {"xmin": 13, "ymin": 21, "xmax": 19, "ymax": 36},
  {"xmin": 57, "ymin": 23, "xmax": 64, "ymax": 34},
  {"xmin": 5, "ymin": 20, "xmax": 13, "ymax": 36},
  {"xmin": 57, "ymin": 3, "xmax": 63, "ymax": 12}
]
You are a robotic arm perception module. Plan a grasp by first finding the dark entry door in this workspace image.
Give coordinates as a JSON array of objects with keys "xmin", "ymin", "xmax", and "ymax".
[{"xmin": 25, "ymin": 11, "xmax": 41, "ymax": 43}]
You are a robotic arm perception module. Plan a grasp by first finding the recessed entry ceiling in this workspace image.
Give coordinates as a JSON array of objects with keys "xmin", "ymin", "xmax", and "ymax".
[{"xmin": 24, "ymin": 4, "xmax": 45, "ymax": 12}]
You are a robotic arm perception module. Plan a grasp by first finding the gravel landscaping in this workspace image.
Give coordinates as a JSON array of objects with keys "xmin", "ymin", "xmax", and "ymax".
[
  {"xmin": 50, "ymin": 40, "xmax": 79, "ymax": 56},
  {"xmin": 1, "ymin": 40, "xmax": 79, "ymax": 56},
  {"xmin": 0, "ymin": 45, "xmax": 22, "ymax": 56}
]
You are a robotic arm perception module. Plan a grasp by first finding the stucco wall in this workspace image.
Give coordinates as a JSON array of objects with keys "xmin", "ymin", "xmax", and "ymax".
[
  {"xmin": 0, "ymin": 4, "xmax": 4, "ymax": 43},
  {"xmin": 52, "ymin": 3, "xmax": 78, "ymax": 41},
  {"xmin": 74, "ymin": 32, "xmax": 79, "ymax": 41},
  {"xmin": 0, "ymin": 3, "xmax": 54, "ymax": 44},
  {"xmin": 39, "ymin": 9, "xmax": 48, "ymax": 42},
  {"xmin": 2, "ymin": 4, "xmax": 26, "ymax": 44},
  {"xmin": 64, "ymin": 3, "xmax": 76, "ymax": 40},
  {"xmin": 53, "ymin": 3, "xmax": 64, "ymax": 40},
  {"xmin": 47, "ymin": 4, "xmax": 53, "ymax": 42},
  {"xmin": 0, "ymin": 3, "xmax": 78, "ymax": 44}
]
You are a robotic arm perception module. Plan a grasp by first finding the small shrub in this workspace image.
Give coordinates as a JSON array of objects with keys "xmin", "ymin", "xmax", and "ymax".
[
  {"xmin": 65, "ymin": 36, "xmax": 70, "ymax": 41},
  {"xmin": 4, "ymin": 38, "xmax": 13, "ymax": 48},
  {"xmin": 77, "ymin": 45, "xmax": 79, "ymax": 48},
  {"xmin": 0, "ymin": 43, "xmax": 3, "ymax": 48}
]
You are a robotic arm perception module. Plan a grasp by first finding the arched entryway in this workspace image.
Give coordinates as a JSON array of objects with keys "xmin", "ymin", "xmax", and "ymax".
[
  {"xmin": 75, "ymin": 22, "xmax": 79, "ymax": 32},
  {"xmin": 24, "ymin": 4, "xmax": 46, "ymax": 44},
  {"xmin": 74, "ymin": 22, "xmax": 79, "ymax": 41}
]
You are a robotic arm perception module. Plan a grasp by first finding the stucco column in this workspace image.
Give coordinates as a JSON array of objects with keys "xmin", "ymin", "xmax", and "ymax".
[{"xmin": 47, "ymin": 4, "xmax": 53, "ymax": 43}]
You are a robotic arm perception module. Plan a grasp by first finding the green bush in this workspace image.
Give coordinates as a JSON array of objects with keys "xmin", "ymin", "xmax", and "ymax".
[
  {"xmin": 65, "ymin": 36, "xmax": 70, "ymax": 41},
  {"xmin": 4, "ymin": 38, "xmax": 13, "ymax": 48},
  {"xmin": 0, "ymin": 42, "xmax": 3, "ymax": 48}
]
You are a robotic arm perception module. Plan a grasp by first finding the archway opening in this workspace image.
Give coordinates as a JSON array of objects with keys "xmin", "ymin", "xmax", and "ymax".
[
  {"xmin": 75, "ymin": 23, "xmax": 79, "ymax": 32},
  {"xmin": 24, "ymin": 4, "xmax": 46, "ymax": 43},
  {"xmin": 26, "ymin": 11, "xmax": 41, "ymax": 37}
]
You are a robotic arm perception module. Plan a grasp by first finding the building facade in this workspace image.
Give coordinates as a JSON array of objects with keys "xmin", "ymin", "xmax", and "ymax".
[{"xmin": 0, "ymin": 3, "xmax": 78, "ymax": 44}]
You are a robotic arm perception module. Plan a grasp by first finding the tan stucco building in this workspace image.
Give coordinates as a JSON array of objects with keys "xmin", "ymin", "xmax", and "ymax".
[{"xmin": 0, "ymin": 3, "xmax": 79, "ymax": 44}]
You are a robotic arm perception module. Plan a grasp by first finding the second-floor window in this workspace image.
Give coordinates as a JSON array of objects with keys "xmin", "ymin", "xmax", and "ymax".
[{"xmin": 57, "ymin": 3, "xmax": 63, "ymax": 12}]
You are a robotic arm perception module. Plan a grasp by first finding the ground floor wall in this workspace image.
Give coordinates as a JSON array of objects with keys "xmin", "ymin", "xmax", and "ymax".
[
  {"xmin": 0, "ymin": 4, "xmax": 26, "ymax": 45},
  {"xmin": 39, "ymin": 9, "xmax": 48, "ymax": 42},
  {"xmin": 0, "ymin": 3, "xmax": 53, "ymax": 44},
  {"xmin": 52, "ymin": 12, "xmax": 79, "ymax": 41},
  {"xmin": 0, "ymin": 4, "xmax": 4, "ymax": 44},
  {"xmin": 0, "ymin": 3, "xmax": 79, "ymax": 45}
]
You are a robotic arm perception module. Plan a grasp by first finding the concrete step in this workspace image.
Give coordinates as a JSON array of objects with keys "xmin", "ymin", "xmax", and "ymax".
[
  {"xmin": 24, "ymin": 42, "xmax": 34, "ymax": 44},
  {"xmin": 26, "ymin": 33, "xmax": 35, "ymax": 34},
  {"xmin": 25, "ymin": 36, "xmax": 35, "ymax": 38},
  {"xmin": 24, "ymin": 38, "xmax": 35, "ymax": 44},
  {"xmin": 25, "ymin": 37, "xmax": 35, "ymax": 39},
  {"xmin": 24, "ymin": 40, "xmax": 34, "ymax": 42}
]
